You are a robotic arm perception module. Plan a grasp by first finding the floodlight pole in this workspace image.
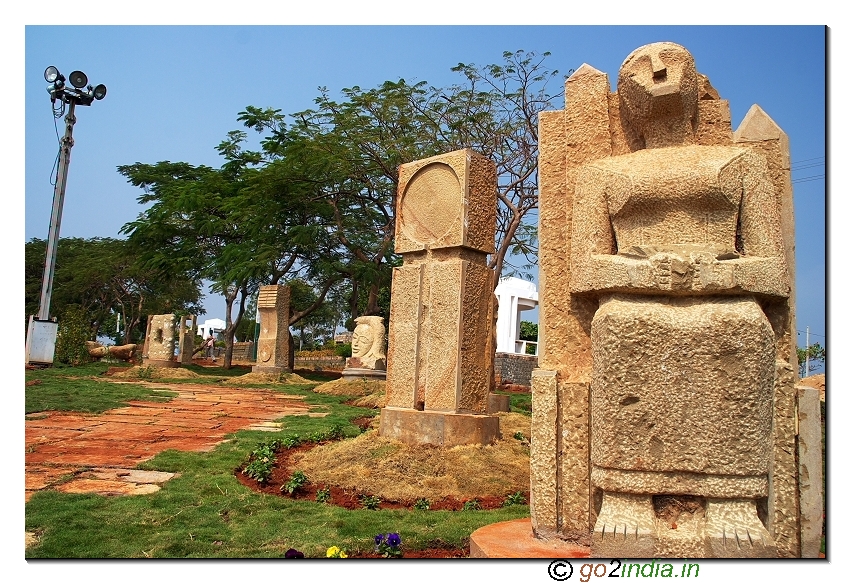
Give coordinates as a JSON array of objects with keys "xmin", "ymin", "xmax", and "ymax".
[{"xmin": 37, "ymin": 100, "xmax": 76, "ymax": 321}]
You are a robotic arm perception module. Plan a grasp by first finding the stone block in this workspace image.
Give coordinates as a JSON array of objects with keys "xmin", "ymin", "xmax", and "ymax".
[{"xmin": 378, "ymin": 407, "xmax": 500, "ymax": 447}]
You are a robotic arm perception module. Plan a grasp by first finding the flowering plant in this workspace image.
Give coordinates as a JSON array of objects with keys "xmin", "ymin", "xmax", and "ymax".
[
  {"xmin": 284, "ymin": 548, "xmax": 304, "ymax": 558},
  {"xmin": 374, "ymin": 532, "xmax": 403, "ymax": 558},
  {"xmin": 326, "ymin": 545, "xmax": 348, "ymax": 558}
]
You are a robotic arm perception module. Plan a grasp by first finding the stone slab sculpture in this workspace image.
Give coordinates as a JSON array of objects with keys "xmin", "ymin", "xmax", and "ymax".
[
  {"xmin": 342, "ymin": 315, "xmax": 387, "ymax": 380},
  {"xmin": 379, "ymin": 148, "xmax": 500, "ymax": 446},
  {"xmin": 252, "ymin": 284, "xmax": 291, "ymax": 374},
  {"xmin": 142, "ymin": 314, "xmax": 178, "ymax": 367},
  {"xmin": 178, "ymin": 315, "xmax": 197, "ymax": 365},
  {"xmin": 531, "ymin": 42, "xmax": 820, "ymax": 558}
]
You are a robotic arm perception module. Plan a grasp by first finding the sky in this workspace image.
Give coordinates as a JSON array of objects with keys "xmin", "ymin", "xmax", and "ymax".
[
  {"xmin": 9, "ymin": 3, "xmax": 842, "ymax": 580},
  {"xmin": 20, "ymin": 24, "xmax": 828, "ymax": 347}
]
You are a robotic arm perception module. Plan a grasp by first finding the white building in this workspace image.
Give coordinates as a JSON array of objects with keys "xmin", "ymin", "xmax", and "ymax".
[
  {"xmin": 494, "ymin": 277, "xmax": 539, "ymax": 355},
  {"xmin": 197, "ymin": 318, "xmax": 227, "ymax": 339}
]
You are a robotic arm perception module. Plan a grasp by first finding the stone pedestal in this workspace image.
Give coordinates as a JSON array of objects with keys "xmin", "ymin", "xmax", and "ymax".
[
  {"xmin": 341, "ymin": 368, "xmax": 387, "ymax": 380},
  {"xmin": 469, "ymin": 518, "xmax": 590, "ymax": 558},
  {"xmin": 379, "ymin": 407, "xmax": 500, "ymax": 447}
]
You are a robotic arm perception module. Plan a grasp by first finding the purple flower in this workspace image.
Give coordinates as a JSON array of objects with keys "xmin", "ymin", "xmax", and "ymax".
[
  {"xmin": 284, "ymin": 548, "xmax": 304, "ymax": 558},
  {"xmin": 374, "ymin": 534, "xmax": 385, "ymax": 546},
  {"xmin": 387, "ymin": 533, "xmax": 401, "ymax": 547}
]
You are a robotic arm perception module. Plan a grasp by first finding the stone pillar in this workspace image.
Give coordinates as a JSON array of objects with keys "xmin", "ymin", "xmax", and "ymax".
[
  {"xmin": 142, "ymin": 314, "xmax": 178, "ymax": 367},
  {"xmin": 379, "ymin": 148, "xmax": 500, "ymax": 447},
  {"xmin": 252, "ymin": 285, "xmax": 291, "ymax": 374},
  {"xmin": 178, "ymin": 315, "xmax": 197, "ymax": 365}
]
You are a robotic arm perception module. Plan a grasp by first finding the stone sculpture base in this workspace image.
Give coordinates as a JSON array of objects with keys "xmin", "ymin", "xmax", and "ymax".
[
  {"xmin": 341, "ymin": 368, "xmax": 387, "ymax": 380},
  {"xmin": 142, "ymin": 359, "xmax": 180, "ymax": 368},
  {"xmin": 251, "ymin": 365, "xmax": 291, "ymax": 375},
  {"xmin": 487, "ymin": 393, "xmax": 510, "ymax": 413},
  {"xmin": 591, "ymin": 492, "xmax": 777, "ymax": 558},
  {"xmin": 470, "ymin": 518, "xmax": 590, "ymax": 558},
  {"xmin": 379, "ymin": 407, "xmax": 500, "ymax": 446}
]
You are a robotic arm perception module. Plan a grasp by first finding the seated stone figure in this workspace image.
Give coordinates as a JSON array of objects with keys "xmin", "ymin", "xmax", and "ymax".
[
  {"xmin": 570, "ymin": 42, "xmax": 791, "ymax": 557},
  {"xmin": 345, "ymin": 316, "xmax": 386, "ymax": 371}
]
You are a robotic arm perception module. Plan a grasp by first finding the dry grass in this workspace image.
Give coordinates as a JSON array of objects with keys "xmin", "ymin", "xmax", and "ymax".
[
  {"xmin": 313, "ymin": 377, "xmax": 387, "ymax": 408},
  {"xmin": 113, "ymin": 366, "xmax": 200, "ymax": 380},
  {"xmin": 222, "ymin": 372, "xmax": 313, "ymax": 385},
  {"xmin": 313, "ymin": 377, "xmax": 385, "ymax": 397},
  {"xmin": 291, "ymin": 412, "xmax": 531, "ymax": 501}
]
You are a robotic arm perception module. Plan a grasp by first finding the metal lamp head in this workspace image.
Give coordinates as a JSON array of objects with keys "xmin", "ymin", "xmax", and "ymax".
[
  {"xmin": 93, "ymin": 84, "xmax": 107, "ymax": 100},
  {"xmin": 44, "ymin": 66, "xmax": 60, "ymax": 83},
  {"xmin": 69, "ymin": 70, "xmax": 88, "ymax": 89}
]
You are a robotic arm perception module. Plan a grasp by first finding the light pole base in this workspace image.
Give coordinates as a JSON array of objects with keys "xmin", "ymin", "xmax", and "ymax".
[{"xmin": 26, "ymin": 316, "xmax": 58, "ymax": 366}]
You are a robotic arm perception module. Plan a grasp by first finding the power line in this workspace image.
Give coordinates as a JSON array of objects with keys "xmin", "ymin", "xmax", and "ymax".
[{"xmin": 791, "ymin": 174, "xmax": 824, "ymax": 184}]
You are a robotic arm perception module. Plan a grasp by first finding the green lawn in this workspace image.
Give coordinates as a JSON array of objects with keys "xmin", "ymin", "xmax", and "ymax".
[{"xmin": 25, "ymin": 363, "xmax": 529, "ymax": 558}]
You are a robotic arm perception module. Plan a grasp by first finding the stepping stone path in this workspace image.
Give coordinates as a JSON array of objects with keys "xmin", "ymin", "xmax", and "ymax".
[{"xmin": 25, "ymin": 381, "xmax": 323, "ymax": 502}]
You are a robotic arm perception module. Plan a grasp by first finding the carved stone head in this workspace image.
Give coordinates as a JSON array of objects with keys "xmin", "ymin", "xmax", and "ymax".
[
  {"xmin": 351, "ymin": 316, "xmax": 386, "ymax": 360},
  {"xmin": 618, "ymin": 42, "xmax": 699, "ymax": 148}
]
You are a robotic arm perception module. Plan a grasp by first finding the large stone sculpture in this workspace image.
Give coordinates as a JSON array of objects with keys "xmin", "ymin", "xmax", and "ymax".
[
  {"xmin": 380, "ymin": 149, "xmax": 500, "ymax": 446},
  {"xmin": 142, "ymin": 314, "xmax": 178, "ymax": 367},
  {"xmin": 531, "ymin": 42, "xmax": 820, "ymax": 558},
  {"xmin": 342, "ymin": 316, "xmax": 387, "ymax": 379},
  {"xmin": 252, "ymin": 285, "xmax": 292, "ymax": 374}
]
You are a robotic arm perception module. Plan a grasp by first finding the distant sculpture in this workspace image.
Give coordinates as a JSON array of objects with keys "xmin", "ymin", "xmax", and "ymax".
[
  {"xmin": 252, "ymin": 285, "xmax": 292, "ymax": 374},
  {"xmin": 142, "ymin": 314, "xmax": 178, "ymax": 367},
  {"xmin": 346, "ymin": 316, "xmax": 386, "ymax": 371},
  {"xmin": 86, "ymin": 341, "xmax": 137, "ymax": 362},
  {"xmin": 531, "ymin": 42, "xmax": 817, "ymax": 558}
]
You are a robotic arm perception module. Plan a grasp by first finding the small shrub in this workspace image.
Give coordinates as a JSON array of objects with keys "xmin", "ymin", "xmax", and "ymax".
[
  {"xmin": 360, "ymin": 494, "xmax": 381, "ymax": 510},
  {"xmin": 462, "ymin": 499, "xmax": 481, "ymax": 511},
  {"xmin": 413, "ymin": 498, "xmax": 431, "ymax": 511},
  {"xmin": 241, "ymin": 441, "xmax": 279, "ymax": 483},
  {"xmin": 326, "ymin": 423, "xmax": 345, "ymax": 440},
  {"xmin": 280, "ymin": 435, "xmax": 300, "ymax": 449},
  {"xmin": 281, "ymin": 470, "xmax": 308, "ymax": 495},
  {"xmin": 334, "ymin": 343, "xmax": 352, "ymax": 358},
  {"xmin": 316, "ymin": 486, "xmax": 331, "ymax": 503},
  {"xmin": 513, "ymin": 431, "xmax": 525, "ymax": 441},
  {"xmin": 503, "ymin": 492, "xmax": 527, "ymax": 507},
  {"xmin": 54, "ymin": 305, "xmax": 93, "ymax": 366}
]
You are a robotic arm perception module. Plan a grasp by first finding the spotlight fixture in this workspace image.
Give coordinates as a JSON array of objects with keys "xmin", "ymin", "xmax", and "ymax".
[
  {"xmin": 43, "ymin": 67, "xmax": 106, "ymax": 107},
  {"xmin": 44, "ymin": 66, "xmax": 61, "ymax": 83}
]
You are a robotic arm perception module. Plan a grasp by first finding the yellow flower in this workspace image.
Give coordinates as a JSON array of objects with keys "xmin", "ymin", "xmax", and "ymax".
[{"xmin": 326, "ymin": 545, "xmax": 347, "ymax": 558}]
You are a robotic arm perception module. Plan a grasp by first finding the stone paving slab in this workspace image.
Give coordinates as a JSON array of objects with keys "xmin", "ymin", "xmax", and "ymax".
[{"xmin": 25, "ymin": 381, "xmax": 317, "ymax": 502}]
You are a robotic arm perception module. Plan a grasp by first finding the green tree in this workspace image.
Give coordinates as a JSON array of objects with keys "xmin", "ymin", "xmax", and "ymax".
[
  {"xmin": 519, "ymin": 321, "xmax": 538, "ymax": 341},
  {"xmin": 25, "ymin": 237, "xmax": 203, "ymax": 344},
  {"xmin": 798, "ymin": 342, "xmax": 825, "ymax": 376}
]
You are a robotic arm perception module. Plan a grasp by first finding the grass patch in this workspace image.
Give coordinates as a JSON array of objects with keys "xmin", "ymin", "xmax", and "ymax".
[
  {"xmin": 26, "ymin": 421, "xmax": 529, "ymax": 558},
  {"xmin": 26, "ymin": 362, "xmax": 177, "ymax": 414},
  {"xmin": 500, "ymin": 390, "xmax": 531, "ymax": 416},
  {"xmin": 25, "ymin": 370, "xmax": 530, "ymax": 558}
]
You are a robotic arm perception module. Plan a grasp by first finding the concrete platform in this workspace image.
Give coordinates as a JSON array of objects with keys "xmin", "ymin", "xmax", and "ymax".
[
  {"xmin": 470, "ymin": 518, "xmax": 591, "ymax": 558},
  {"xmin": 379, "ymin": 406, "xmax": 500, "ymax": 446}
]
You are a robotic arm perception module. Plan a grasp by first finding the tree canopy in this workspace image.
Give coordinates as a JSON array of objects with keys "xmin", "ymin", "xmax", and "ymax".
[{"xmin": 117, "ymin": 50, "xmax": 559, "ymax": 364}]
